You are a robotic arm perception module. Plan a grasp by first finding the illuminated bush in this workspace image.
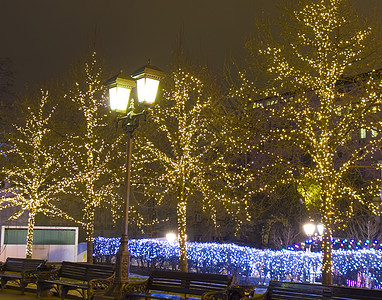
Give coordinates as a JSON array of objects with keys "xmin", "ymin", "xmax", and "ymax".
[{"xmin": 94, "ymin": 237, "xmax": 382, "ymax": 288}]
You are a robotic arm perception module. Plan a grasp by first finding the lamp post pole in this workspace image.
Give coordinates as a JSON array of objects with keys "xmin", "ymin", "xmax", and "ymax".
[
  {"xmin": 114, "ymin": 130, "xmax": 133, "ymax": 285},
  {"xmin": 104, "ymin": 62, "xmax": 164, "ymax": 299}
]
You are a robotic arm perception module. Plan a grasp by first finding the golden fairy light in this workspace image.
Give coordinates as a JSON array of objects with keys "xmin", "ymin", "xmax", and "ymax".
[
  {"xmin": 61, "ymin": 52, "xmax": 122, "ymax": 263},
  {"xmin": 231, "ymin": 0, "xmax": 382, "ymax": 285},
  {"xmin": 131, "ymin": 68, "xmax": 239, "ymax": 271},
  {"xmin": 0, "ymin": 91, "xmax": 78, "ymax": 258}
]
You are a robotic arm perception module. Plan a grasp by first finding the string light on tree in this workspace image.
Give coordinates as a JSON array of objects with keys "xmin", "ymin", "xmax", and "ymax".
[
  {"xmin": 232, "ymin": 0, "xmax": 382, "ymax": 285},
  {"xmin": 132, "ymin": 67, "xmax": 240, "ymax": 272},
  {"xmin": 62, "ymin": 52, "xmax": 122, "ymax": 263},
  {"xmin": 0, "ymin": 91, "xmax": 77, "ymax": 258}
]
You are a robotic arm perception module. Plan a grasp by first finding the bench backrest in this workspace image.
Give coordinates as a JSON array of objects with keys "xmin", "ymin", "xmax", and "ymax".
[
  {"xmin": 267, "ymin": 281, "xmax": 331, "ymax": 300},
  {"xmin": 267, "ymin": 281, "xmax": 382, "ymax": 300},
  {"xmin": 3, "ymin": 257, "xmax": 45, "ymax": 273},
  {"xmin": 59, "ymin": 261, "xmax": 114, "ymax": 282},
  {"xmin": 148, "ymin": 270, "xmax": 232, "ymax": 296},
  {"xmin": 331, "ymin": 285, "xmax": 382, "ymax": 300}
]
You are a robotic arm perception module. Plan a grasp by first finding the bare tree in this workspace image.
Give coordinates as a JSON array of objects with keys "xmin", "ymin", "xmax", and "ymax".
[
  {"xmin": 231, "ymin": 0, "xmax": 382, "ymax": 284},
  {"xmin": 132, "ymin": 67, "xmax": 235, "ymax": 271},
  {"xmin": 60, "ymin": 52, "xmax": 122, "ymax": 263},
  {"xmin": 0, "ymin": 90, "xmax": 76, "ymax": 258}
]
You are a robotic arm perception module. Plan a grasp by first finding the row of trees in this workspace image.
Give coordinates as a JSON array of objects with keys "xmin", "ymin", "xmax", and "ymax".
[
  {"xmin": 1, "ymin": 0, "xmax": 382, "ymax": 284},
  {"xmin": 229, "ymin": 0, "xmax": 382, "ymax": 284},
  {"xmin": 130, "ymin": 0, "xmax": 382, "ymax": 281},
  {"xmin": 0, "ymin": 53, "xmax": 124, "ymax": 262}
]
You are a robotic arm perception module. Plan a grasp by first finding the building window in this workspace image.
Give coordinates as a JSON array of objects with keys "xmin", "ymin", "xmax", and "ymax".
[{"xmin": 360, "ymin": 128, "xmax": 367, "ymax": 139}]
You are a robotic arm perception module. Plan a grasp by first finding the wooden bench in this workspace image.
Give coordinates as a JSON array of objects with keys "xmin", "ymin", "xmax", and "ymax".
[
  {"xmin": 331, "ymin": 285, "xmax": 382, "ymax": 300},
  {"xmin": 246, "ymin": 280, "xmax": 382, "ymax": 300},
  {"xmin": 36, "ymin": 261, "xmax": 114, "ymax": 300},
  {"xmin": 123, "ymin": 270, "xmax": 234, "ymax": 300},
  {"xmin": 0, "ymin": 257, "xmax": 46, "ymax": 294}
]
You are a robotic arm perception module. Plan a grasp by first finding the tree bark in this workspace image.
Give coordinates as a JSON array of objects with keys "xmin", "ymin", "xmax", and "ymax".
[
  {"xmin": 86, "ymin": 217, "xmax": 94, "ymax": 264},
  {"xmin": 321, "ymin": 229, "xmax": 333, "ymax": 285},
  {"xmin": 177, "ymin": 201, "xmax": 188, "ymax": 272},
  {"xmin": 87, "ymin": 239, "xmax": 93, "ymax": 264},
  {"xmin": 26, "ymin": 211, "xmax": 36, "ymax": 259},
  {"xmin": 321, "ymin": 187, "xmax": 333, "ymax": 285}
]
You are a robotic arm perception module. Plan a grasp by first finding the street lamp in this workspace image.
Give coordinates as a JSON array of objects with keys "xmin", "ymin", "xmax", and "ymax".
[
  {"xmin": 303, "ymin": 222, "xmax": 315, "ymax": 252},
  {"xmin": 105, "ymin": 61, "xmax": 164, "ymax": 298},
  {"xmin": 317, "ymin": 223, "xmax": 324, "ymax": 236},
  {"xmin": 304, "ymin": 222, "xmax": 324, "ymax": 252},
  {"xmin": 166, "ymin": 232, "xmax": 177, "ymax": 243},
  {"xmin": 303, "ymin": 222, "xmax": 315, "ymax": 237}
]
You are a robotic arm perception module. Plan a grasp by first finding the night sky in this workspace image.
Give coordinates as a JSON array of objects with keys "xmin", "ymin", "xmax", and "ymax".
[{"xmin": 1, "ymin": 0, "xmax": 381, "ymax": 92}]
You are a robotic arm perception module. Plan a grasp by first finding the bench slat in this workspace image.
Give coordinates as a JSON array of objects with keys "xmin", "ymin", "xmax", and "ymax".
[
  {"xmin": 256, "ymin": 281, "xmax": 382, "ymax": 300},
  {"xmin": 36, "ymin": 261, "xmax": 114, "ymax": 300},
  {"xmin": 0, "ymin": 257, "xmax": 46, "ymax": 295},
  {"xmin": 332, "ymin": 285, "xmax": 382, "ymax": 300},
  {"xmin": 125, "ymin": 270, "xmax": 232, "ymax": 300}
]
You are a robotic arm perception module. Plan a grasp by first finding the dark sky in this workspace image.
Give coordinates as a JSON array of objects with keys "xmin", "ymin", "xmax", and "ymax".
[{"xmin": 1, "ymin": 0, "xmax": 381, "ymax": 92}]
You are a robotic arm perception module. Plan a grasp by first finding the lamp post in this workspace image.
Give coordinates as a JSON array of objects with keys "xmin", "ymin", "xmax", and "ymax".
[
  {"xmin": 104, "ymin": 61, "xmax": 164, "ymax": 298},
  {"xmin": 304, "ymin": 222, "xmax": 324, "ymax": 252},
  {"xmin": 303, "ymin": 222, "xmax": 324, "ymax": 283},
  {"xmin": 303, "ymin": 222, "xmax": 315, "ymax": 252}
]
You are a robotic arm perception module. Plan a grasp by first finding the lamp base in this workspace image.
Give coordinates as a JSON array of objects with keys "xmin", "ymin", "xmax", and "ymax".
[{"xmin": 102, "ymin": 234, "xmax": 130, "ymax": 299}]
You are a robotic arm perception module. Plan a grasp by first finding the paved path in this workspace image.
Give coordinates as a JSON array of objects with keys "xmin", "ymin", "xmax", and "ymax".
[{"xmin": 0, "ymin": 288, "xmax": 55, "ymax": 299}]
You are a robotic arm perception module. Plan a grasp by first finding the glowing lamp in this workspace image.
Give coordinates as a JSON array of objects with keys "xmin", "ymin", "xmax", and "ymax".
[
  {"xmin": 131, "ymin": 61, "xmax": 165, "ymax": 105},
  {"xmin": 166, "ymin": 232, "xmax": 177, "ymax": 243},
  {"xmin": 105, "ymin": 74, "xmax": 136, "ymax": 113},
  {"xmin": 317, "ymin": 223, "xmax": 324, "ymax": 236},
  {"xmin": 304, "ymin": 223, "xmax": 315, "ymax": 237}
]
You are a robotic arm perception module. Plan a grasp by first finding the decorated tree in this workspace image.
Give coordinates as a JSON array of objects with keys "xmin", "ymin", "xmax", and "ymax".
[
  {"xmin": 132, "ymin": 67, "xmax": 235, "ymax": 271},
  {"xmin": 231, "ymin": 0, "xmax": 382, "ymax": 284},
  {"xmin": 62, "ymin": 52, "xmax": 122, "ymax": 263},
  {"xmin": 0, "ymin": 90, "xmax": 76, "ymax": 258}
]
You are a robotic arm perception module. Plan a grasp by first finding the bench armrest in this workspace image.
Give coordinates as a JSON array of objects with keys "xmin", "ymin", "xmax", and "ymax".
[
  {"xmin": 21, "ymin": 269, "xmax": 38, "ymax": 280},
  {"xmin": 88, "ymin": 274, "xmax": 115, "ymax": 291},
  {"xmin": 122, "ymin": 279, "xmax": 148, "ymax": 295},
  {"xmin": 202, "ymin": 290, "xmax": 230, "ymax": 300}
]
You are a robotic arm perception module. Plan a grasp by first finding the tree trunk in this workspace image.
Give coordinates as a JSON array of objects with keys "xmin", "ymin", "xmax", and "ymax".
[
  {"xmin": 86, "ymin": 224, "xmax": 94, "ymax": 264},
  {"xmin": 177, "ymin": 201, "xmax": 188, "ymax": 272},
  {"xmin": 87, "ymin": 239, "xmax": 93, "ymax": 264},
  {"xmin": 26, "ymin": 211, "xmax": 36, "ymax": 259},
  {"xmin": 321, "ymin": 228, "xmax": 333, "ymax": 285},
  {"xmin": 85, "ymin": 209, "xmax": 95, "ymax": 264},
  {"xmin": 321, "ymin": 188, "xmax": 333, "ymax": 285}
]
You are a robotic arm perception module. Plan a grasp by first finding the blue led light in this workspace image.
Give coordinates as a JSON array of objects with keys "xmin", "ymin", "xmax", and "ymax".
[{"xmin": 93, "ymin": 237, "xmax": 382, "ymax": 288}]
